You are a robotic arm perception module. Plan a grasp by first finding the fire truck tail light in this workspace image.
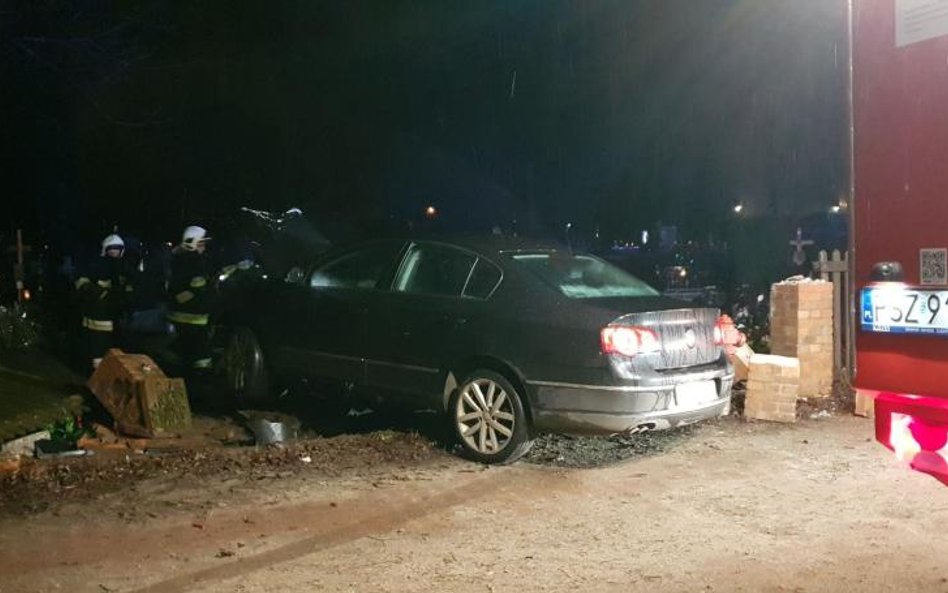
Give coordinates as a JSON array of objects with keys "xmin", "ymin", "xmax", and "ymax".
[
  {"xmin": 875, "ymin": 393, "xmax": 948, "ymax": 482},
  {"xmin": 889, "ymin": 414, "xmax": 924, "ymax": 462}
]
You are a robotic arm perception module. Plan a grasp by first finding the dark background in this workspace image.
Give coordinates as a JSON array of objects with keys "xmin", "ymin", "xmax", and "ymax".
[{"xmin": 1, "ymin": 0, "xmax": 849, "ymax": 251}]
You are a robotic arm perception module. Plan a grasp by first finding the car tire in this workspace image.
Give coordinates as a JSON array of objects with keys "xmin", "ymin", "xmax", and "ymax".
[
  {"xmin": 449, "ymin": 369, "xmax": 534, "ymax": 464},
  {"xmin": 221, "ymin": 327, "xmax": 270, "ymax": 403}
]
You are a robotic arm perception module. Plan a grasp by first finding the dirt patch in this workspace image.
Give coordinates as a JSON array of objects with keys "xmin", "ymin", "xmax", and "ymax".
[
  {"xmin": 5, "ymin": 415, "xmax": 935, "ymax": 593},
  {"xmin": 797, "ymin": 377, "xmax": 856, "ymax": 419},
  {"xmin": 0, "ymin": 430, "xmax": 440, "ymax": 517}
]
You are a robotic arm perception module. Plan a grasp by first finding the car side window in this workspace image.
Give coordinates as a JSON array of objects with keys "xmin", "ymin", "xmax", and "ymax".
[
  {"xmin": 394, "ymin": 243, "xmax": 477, "ymax": 297},
  {"xmin": 463, "ymin": 258, "xmax": 502, "ymax": 299},
  {"xmin": 309, "ymin": 244, "xmax": 401, "ymax": 290}
]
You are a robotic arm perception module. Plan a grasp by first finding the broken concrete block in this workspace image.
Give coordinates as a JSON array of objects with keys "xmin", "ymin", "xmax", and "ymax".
[
  {"xmin": 730, "ymin": 343, "xmax": 753, "ymax": 382},
  {"xmin": 745, "ymin": 354, "xmax": 800, "ymax": 423},
  {"xmin": 854, "ymin": 388, "xmax": 877, "ymax": 418},
  {"xmin": 87, "ymin": 349, "xmax": 191, "ymax": 438},
  {"xmin": 1, "ymin": 430, "xmax": 50, "ymax": 459}
]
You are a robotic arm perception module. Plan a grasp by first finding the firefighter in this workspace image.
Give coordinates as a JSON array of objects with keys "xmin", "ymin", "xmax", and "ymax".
[
  {"xmin": 167, "ymin": 225, "xmax": 216, "ymax": 375},
  {"xmin": 75, "ymin": 234, "xmax": 133, "ymax": 369}
]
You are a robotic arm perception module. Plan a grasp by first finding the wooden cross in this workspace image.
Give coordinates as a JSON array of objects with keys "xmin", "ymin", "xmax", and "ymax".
[
  {"xmin": 5, "ymin": 229, "xmax": 33, "ymax": 301},
  {"xmin": 789, "ymin": 227, "xmax": 814, "ymax": 266}
]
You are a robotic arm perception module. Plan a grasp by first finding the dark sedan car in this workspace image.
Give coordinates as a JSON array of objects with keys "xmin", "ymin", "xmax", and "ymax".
[{"xmin": 218, "ymin": 237, "xmax": 734, "ymax": 463}]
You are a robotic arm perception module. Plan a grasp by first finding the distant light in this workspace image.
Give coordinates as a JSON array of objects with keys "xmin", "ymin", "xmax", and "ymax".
[
  {"xmin": 733, "ymin": 203, "xmax": 744, "ymax": 214},
  {"xmin": 831, "ymin": 205, "xmax": 842, "ymax": 213},
  {"xmin": 641, "ymin": 230, "xmax": 649, "ymax": 245},
  {"xmin": 425, "ymin": 205, "xmax": 438, "ymax": 218}
]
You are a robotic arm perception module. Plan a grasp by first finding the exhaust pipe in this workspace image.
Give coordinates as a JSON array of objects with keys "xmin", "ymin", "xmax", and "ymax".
[{"xmin": 623, "ymin": 422, "xmax": 657, "ymax": 436}]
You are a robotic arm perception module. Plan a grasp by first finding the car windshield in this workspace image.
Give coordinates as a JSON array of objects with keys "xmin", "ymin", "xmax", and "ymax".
[{"xmin": 512, "ymin": 252, "xmax": 659, "ymax": 299}]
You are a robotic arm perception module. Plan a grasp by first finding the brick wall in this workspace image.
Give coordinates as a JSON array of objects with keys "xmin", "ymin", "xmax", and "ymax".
[
  {"xmin": 770, "ymin": 281, "xmax": 834, "ymax": 398},
  {"xmin": 744, "ymin": 354, "xmax": 800, "ymax": 423}
]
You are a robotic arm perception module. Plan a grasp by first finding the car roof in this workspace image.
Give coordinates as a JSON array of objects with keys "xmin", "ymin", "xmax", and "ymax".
[
  {"xmin": 316, "ymin": 234, "xmax": 576, "ymax": 265},
  {"xmin": 408, "ymin": 234, "xmax": 566, "ymax": 257}
]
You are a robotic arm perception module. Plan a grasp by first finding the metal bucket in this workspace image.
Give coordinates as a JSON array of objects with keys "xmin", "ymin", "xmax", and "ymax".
[{"xmin": 248, "ymin": 418, "xmax": 298, "ymax": 446}]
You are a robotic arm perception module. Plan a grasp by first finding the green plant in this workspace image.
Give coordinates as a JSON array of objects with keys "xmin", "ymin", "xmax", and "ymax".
[{"xmin": 46, "ymin": 411, "xmax": 91, "ymax": 446}]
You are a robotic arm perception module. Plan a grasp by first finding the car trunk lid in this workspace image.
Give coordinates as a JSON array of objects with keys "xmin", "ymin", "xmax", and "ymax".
[{"xmin": 603, "ymin": 304, "xmax": 722, "ymax": 370}]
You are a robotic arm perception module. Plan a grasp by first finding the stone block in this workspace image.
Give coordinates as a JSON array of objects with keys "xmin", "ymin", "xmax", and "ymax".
[
  {"xmin": 745, "ymin": 354, "xmax": 800, "ymax": 423},
  {"xmin": 87, "ymin": 349, "xmax": 192, "ymax": 438},
  {"xmin": 729, "ymin": 343, "xmax": 754, "ymax": 382},
  {"xmin": 770, "ymin": 279, "xmax": 834, "ymax": 397},
  {"xmin": 854, "ymin": 389, "xmax": 877, "ymax": 418}
]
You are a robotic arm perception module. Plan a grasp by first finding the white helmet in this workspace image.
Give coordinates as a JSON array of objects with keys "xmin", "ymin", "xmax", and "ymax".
[
  {"xmin": 100, "ymin": 234, "xmax": 125, "ymax": 256},
  {"xmin": 181, "ymin": 225, "xmax": 210, "ymax": 251}
]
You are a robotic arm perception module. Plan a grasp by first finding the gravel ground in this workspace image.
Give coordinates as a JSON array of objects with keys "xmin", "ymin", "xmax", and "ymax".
[{"xmin": 4, "ymin": 414, "xmax": 943, "ymax": 593}]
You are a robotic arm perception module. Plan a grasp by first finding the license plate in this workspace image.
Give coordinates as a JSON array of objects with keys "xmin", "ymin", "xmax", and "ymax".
[
  {"xmin": 861, "ymin": 287, "xmax": 948, "ymax": 336},
  {"xmin": 673, "ymin": 381, "xmax": 718, "ymax": 409}
]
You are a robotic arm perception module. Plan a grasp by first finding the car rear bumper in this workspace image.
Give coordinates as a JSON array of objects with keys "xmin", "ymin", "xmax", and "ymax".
[{"xmin": 527, "ymin": 368, "xmax": 734, "ymax": 435}]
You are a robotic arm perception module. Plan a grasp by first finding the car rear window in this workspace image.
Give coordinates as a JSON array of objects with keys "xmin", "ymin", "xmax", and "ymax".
[{"xmin": 512, "ymin": 253, "xmax": 659, "ymax": 299}]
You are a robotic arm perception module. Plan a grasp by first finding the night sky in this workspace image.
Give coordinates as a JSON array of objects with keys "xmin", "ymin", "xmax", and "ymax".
[{"xmin": 2, "ymin": 0, "xmax": 849, "ymax": 249}]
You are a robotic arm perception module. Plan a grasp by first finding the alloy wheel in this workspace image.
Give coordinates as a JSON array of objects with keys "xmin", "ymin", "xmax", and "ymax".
[
  {"xmin": 454, "ymin": 378, "xmax": 517, "ymax": 454},
  {"xmin": 224, "ymin": 331, "xmax": 251, "ymax": 392}
]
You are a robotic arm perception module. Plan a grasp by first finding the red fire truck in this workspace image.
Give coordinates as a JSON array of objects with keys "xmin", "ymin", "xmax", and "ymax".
[{"xmin": 853, "ymin": 0, "xmax": 948, "ymax": 482}]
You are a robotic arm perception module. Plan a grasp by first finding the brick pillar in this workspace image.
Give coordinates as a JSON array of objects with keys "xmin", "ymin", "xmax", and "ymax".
[
  {"xmin": 745, "ymin": 354, "xmax": 800, "ymax": 423},
  {"xmin": 770, "ymin": 281, "xmax": 834, "ymax": 398}
]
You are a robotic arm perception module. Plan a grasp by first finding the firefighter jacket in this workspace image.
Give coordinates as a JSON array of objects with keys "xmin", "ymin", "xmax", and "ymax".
[
  {"xmin": 167, "ymin": 251, "xmax": 217, "ymax": 326},
  {"xmin": 75, "ymin": 257, "xmax": 134, "ymax": 332}
]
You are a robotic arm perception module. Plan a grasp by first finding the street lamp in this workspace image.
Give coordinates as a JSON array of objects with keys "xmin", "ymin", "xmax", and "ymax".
[
  {"xmin": 425, "ymin": 205, "xmax": 438, "ymax": 219},
  {"xmin": 733, "ymin": 203, "xmax": 744, "ymax": 214}
]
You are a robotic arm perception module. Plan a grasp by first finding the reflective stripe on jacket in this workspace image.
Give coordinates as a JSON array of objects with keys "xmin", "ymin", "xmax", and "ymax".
[
  {"xmin": 168, "ymin": 311, "xmax": 210, "ymax": 326},
  {"xmin": 167, "ymin": 251, "xmax": 216, "ymax": 319},
  {"xmin": 82, "ymin": 317, "xmax": 114, "ymax": 332}
]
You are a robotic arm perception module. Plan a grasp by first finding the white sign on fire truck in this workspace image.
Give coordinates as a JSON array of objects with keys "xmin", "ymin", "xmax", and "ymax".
[{"xmin": 896, "ymin": 0, "xmax": 948, "ymax": 47}]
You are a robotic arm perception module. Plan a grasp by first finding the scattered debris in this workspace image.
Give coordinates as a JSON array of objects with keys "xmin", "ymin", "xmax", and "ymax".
[
  {"xmin": 1, "ymin": 430, "xmax": 49, "ymax": 458},
  {"xmin": 35, "ymin": 440, "xmax": 90, "ymax": 459},
  {"xmin": 0, "ymin": 430, "xmax": 438, "ymax": 517},
  {"xmin": 525, "ymin": 424, "xmax": 702, "ymax": 468}
]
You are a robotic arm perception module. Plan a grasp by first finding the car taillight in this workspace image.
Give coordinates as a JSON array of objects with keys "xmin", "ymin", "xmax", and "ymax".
[
  {"xmin": 713, "ymin": 319, "xmax": 725, "ymax": 346},
  {"xmin": 601, "ymin": 325, "xmax": 660, "ymax": 357}
]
